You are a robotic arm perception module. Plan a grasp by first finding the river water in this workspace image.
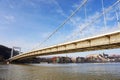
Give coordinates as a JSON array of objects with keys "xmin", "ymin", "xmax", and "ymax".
[{"xmin": 0, "ymin": 63, "xmax": 120, "ymax": 80}]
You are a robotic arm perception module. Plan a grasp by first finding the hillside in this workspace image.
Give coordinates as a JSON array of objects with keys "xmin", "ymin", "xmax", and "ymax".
[{"xmin": 0, "ymin": 45, "xmax": 19, "ymax": 61}]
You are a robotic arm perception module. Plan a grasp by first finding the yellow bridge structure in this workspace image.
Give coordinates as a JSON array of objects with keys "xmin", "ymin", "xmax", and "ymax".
[{"xmin": 9, "ymin": 30, "xmax": 120, "ymax": 61}]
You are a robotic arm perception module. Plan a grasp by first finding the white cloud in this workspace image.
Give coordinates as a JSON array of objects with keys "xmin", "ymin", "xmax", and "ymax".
[
  {"xmin": 63, "ymin": 5, "xmax": 119, "ymax": 42},
  {"xmin": 52, "ymin": 0, "xmax": 66, "ymax": 17},
  {"xmin": 72, "ymin": 0, "xmax": 82, "ymax": 9},
  {"xmin": 0, "ymin": 14, "xmax": 15, "ymax": 24},
  {"xmin": 4, "ymin": 15, "xmax": 15, "ymax": 23},
  {"xmin": 105, "ymin": 9, "xmax": 116, "ymax": 21},
  {"xmin": 0, "ymin": 37, "xmax": 37, "ymax": 52}
]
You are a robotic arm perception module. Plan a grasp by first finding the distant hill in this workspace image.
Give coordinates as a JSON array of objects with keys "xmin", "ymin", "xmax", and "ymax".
[{"xmin": 0, "ymin": 45, "xmax": 19, "ymax": 61}]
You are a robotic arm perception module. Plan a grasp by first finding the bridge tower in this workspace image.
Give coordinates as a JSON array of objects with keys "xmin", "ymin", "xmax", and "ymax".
[{"xmin": 11, "ymin": 47, "xmax": 21, "ymax": 58}]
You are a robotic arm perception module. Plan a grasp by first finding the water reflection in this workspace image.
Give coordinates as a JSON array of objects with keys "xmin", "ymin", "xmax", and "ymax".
[{"xmin": 0, "ymin": 63, "xmax": 120, "ymax": 80}]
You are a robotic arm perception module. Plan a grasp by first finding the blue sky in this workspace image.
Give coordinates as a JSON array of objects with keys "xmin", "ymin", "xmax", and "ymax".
[{"xmin": 0, "ymin": 0, "xmax": 120, "ymax": 57}]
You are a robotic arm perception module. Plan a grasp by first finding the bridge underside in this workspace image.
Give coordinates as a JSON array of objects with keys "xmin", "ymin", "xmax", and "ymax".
[
  {"xmin": 28, "ymin": 44, "xmax": 119, "ymax": 55},
  {"xmin": 9, "ymin": 31, "xmax": 120, "ymax": 61},
  {"xmin": 12, "ymin": 43, "xmax": 120, "ymax": 61}
]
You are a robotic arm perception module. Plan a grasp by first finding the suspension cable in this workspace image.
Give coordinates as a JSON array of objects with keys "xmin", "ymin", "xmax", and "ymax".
[
  {"xmin": 102, "ymin": 0, "xmax": 107, "ymax": 29},
  {"xmin": 64, "ymin": 0, "xmax": 120, "ymax": 42},
  {"xmin": 31, "ymin": 0, "xmax": 88, "ymax": 51}
]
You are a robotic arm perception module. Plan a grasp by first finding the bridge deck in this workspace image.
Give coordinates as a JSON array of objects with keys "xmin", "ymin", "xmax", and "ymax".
[{"xmin": 9, "ymin": 30, "xmax": 120, "ymax": 61}]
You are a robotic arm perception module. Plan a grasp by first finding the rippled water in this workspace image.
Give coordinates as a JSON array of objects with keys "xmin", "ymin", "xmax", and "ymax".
[{"xmin": 0, "ymin": 63, "xmax": 120, "ymax": 80}]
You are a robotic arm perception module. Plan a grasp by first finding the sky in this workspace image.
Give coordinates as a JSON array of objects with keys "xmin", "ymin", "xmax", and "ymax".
[{"xmin": 0, "ymin": 0, "xmax": 120, "ymax": 57}]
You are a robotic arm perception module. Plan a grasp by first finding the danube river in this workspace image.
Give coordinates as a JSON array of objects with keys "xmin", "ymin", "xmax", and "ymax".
[{"xmin": 0, "ymin": 63, "xmax": 120, "ymax": 80}]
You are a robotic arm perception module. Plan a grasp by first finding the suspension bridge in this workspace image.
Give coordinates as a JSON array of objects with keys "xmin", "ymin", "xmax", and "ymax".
[{"xmin": 9, "ymin": 0, "xmax": 120, "ymax": 62}]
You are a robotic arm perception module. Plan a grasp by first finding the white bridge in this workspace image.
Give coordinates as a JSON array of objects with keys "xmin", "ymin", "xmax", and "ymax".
[{"xmin": 9, "ymin": 30, "xmax": 120, "ymax": 61}]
